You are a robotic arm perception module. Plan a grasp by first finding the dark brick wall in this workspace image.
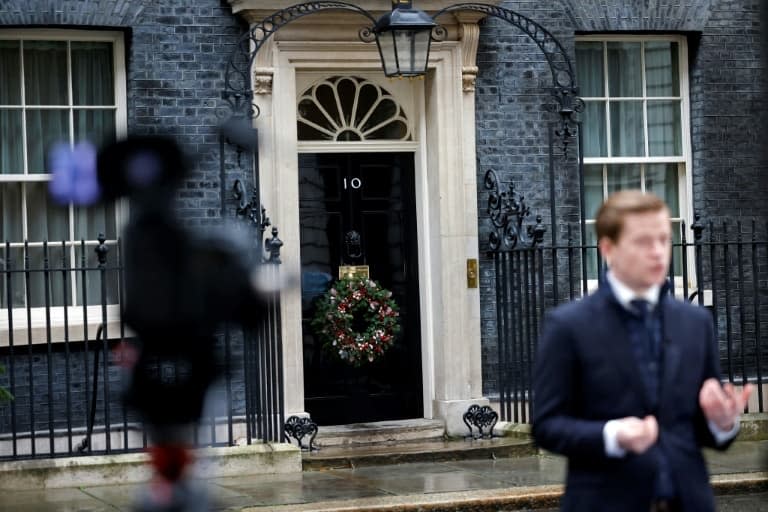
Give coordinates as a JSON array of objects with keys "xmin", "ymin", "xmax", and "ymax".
[
  {"xmin": 477, "ymin": 0, "xmax": 767, "ymax": 396},
  {"xmin": 688, "ymin": 0, "xmax": 766, "ymax": 222},
  {"xmin": 0, "ymin": 336, "xmax": 248, "ymax": 447},
  {"xmin": 0, "ymin": 341, "xmax": 128, "ymax": 437}
]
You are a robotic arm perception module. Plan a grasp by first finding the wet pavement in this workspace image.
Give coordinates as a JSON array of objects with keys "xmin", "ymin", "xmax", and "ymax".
[
  {"xmin": 716, "ymin": 491, "xmax": 768, "ymax": 511},
  {"xmin": 0, "ymin": 441, "xmax": 765, "ymax": 511}
]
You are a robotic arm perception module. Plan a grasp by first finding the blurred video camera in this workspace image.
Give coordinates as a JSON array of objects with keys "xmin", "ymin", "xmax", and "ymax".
[{"xmin": 49, "ymin": 135, "xmax": 269, "ymax": 427}]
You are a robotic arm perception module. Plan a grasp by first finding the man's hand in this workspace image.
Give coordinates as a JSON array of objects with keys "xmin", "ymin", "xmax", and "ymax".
[
  {"xmin": 699, "ymin": 378, "xmax": 753, "ymax": 431},
  {"xmin": 615, "ymin": 415, "xmax": 658, "ymax": 454}
]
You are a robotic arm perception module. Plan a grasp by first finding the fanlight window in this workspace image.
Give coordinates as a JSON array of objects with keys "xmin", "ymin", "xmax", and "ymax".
[{"xmin": 297, "ymin": 76, "xmax": 411, "ymax": 141}]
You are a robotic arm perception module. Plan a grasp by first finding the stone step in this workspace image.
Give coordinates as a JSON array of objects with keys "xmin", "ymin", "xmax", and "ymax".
[
  {"xmin": 302, "ymin": 436, "xmax": 537, "ymax": 471},
  {"xmin": 311, "ymin": 418, "xmax": 446, "ymax": 449}
]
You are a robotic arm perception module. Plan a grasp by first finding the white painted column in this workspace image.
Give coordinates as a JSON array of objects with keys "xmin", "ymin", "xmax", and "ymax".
[{"xmin": 425, "ymin": 42, "xmax": 487, "ymax": 436}]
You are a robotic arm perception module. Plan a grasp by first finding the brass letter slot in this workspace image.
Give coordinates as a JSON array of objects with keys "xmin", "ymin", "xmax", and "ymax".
[{"xmin": 467, "ymin": 258, "xmax": 478, "ymax": 288}]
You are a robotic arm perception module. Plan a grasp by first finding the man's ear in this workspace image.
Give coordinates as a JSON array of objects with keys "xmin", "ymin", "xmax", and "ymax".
[{"xmin": 598, "ymin": 237, "xmax": 613, "ymax": 267}]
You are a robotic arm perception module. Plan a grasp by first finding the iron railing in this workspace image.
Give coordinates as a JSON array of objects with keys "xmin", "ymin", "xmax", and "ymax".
[
  {"xmin": 492, "ymin": 218, "xmax": 768, "ymax": 423},
  {"xmin": 0, "ymin": 236, "xmax": 284, "ymax": 461}
]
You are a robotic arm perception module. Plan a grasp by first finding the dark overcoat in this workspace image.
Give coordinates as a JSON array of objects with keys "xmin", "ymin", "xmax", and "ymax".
[{"xmin": 532, "ymin": 284, "xmax": 729, "ymax": 512}]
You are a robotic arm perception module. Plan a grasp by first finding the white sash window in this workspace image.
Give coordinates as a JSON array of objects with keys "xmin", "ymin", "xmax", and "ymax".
[
  {"xmin": 0, "ymin": 30, "xmax": 126, "ymax": 344},
  {"xmin": 576, "ymin": 36, "xmax": 691, "ymax": 279}
]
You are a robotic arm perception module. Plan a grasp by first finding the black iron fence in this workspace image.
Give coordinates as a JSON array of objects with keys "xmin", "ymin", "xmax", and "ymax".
[
  {"xmin": 493, "ymin": 217, "xmax": 768, "ymax": 423},
  {"xmin": 0, "ymin": 236, "xmax": 284, "ymax": 461}
]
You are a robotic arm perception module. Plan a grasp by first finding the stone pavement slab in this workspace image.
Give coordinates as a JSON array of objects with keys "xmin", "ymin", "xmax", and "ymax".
[
  {"xmin": 705, "ymin": 438, "xmax": 768, "ymax": 473},
  {"xmin": 0, "ymin": 441, "xmax": 764, "ymax": 511}
]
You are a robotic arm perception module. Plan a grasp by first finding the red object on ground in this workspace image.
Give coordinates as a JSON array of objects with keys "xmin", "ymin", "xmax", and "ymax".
[{"xmin": 147, "ymin": 444, "xmax": 193, "ymax": 482}]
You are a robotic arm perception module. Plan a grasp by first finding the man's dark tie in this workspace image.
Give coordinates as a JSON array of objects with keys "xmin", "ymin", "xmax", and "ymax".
[
  {"xmin": 630, "ymin": 298, "xmax": 658, "ymax": 359},
  {"xmin": 630, "ymin": 298, "xmax": 650, "ymax": 318},
  {"xmin": 630, "ymin": 298, "xmax": 675, "ymax": 500}
]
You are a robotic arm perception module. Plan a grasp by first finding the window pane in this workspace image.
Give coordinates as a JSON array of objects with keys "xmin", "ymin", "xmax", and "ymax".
[
  {"xmin": 610, "ymin": 101, "xmax": 644, "ymax": 156},
  {"xmin": 606, "ymin": 164, "xmax": 641, "ymax": 194},
  {"xmin": 647, "ymin": 100, "xmax": 681, "ymax": 156},
  {"xmin": 0, "ymin": 109, "xmax": 23, "ymax": 174},
  {"xmin": 74, "ymin": 109, "xmax": 116, "ymax": 147},
  {"xmin": 607, "ymin": 42, "xmax": 642, "ymax": 97},
  {"xmin": 337, "ymin": 77, "xmax": 356, "ymax": 125},
  {"xmin": 297, "ymin": 121, "xmax": 332, "ymax": 141},
  {"xmin": 75, "ymin": 244, "xmax": 119, "ymax": 306},
  {"xmin": 586, "ymin": 223, "xmax": 599, "ymax": 280},
  {"xmin": 26, "ymin": 109, "xmax": 69, "ymax": 173},
  {"xmin": 645, "ymin": 163, "xmax": 680, "ymax": 214},
  {"xmin": 584, "ymin": 164, "xmax": 604, "ymax": 219},
  {"xmin": 71, "ymin": 42, "xmax": 114, "ymax": 106},
  {"xmin": 671, "ymin": 220, "xmax": 682, "ymax": 277},
  {"xmin": 582, "ymin": 101, "xmax": 607, "ymax": 157},
  {"xmin": 314, "ymin": 83, "xmax": 341, "ymax": 127},
  {"xmin": 361, "ymin": 99, "xmax": 397, "ymax": 133},
  {"xmin": 0, "ymin": 183, "xmax": 23, "ymax": 242},
  {"xmin": 645, "ymin": 42, "xmax": 679, "ymax": 97},
  {"xmin": 26, "ymin": 245, "xmax": 66, "ymax": 307},
  {"xmin": 0, "ymin": 40, "xmax": 21, "ymax": 104},
  {"xmin": 366, "ymin": 120, "xmax": 408, "ymax": 140},
  {"xmin": 24, "ymin": 41, "xmax": 68, "ymax": 105},
  {"xmin": 297, "ymin": 98, "xmax": 334, "ymax": 141},
  {"xmin": 25, "ymin": 182, "xmax": 69, "ymax": 242},
  {"xmin": 575, "ymin": 42, "xmax": 604, "ymax": 97},
  {"xmin": 355, "ymin": 83, "xmax": 378, "ymax": 126},
  {"xmin": 75, "ymin": 202, "xmax": 117, "ymax": 241},
  {"xmin": 0, "ymin": 246, "xmax": 25, "ymax": 308}
]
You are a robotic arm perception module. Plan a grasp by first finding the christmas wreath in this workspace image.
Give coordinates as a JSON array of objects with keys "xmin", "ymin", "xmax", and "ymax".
[{"xmin": 311, "ymin": 277, "xmax": 400, "ymax": 366}]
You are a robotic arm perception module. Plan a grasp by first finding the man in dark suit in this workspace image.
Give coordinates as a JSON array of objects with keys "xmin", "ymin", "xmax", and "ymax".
[{"xmin": 532, "ymin": 190, "xmax": 753, "ymax": 512}]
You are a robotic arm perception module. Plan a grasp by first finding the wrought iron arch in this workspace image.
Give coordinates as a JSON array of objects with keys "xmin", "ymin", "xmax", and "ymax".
[
  {"xmin": 433, "ymin": 3, "xmax": 583, "ymax": 144},
  {"xmin": 223, "ymin": 2, "xmax": 376, "ymax": 112},
  {"xmin": 222, "ymin": 2, "xmax": 582, "ymax": 133}
]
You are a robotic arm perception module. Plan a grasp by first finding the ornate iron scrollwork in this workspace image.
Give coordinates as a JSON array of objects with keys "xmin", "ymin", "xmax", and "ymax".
[
  {"xmin": 265, "ymin": 227, "xmax": 283, "ymax": 264},
  {"xmin": 233, "ymin": 179, "xmax": 282, "ymax": 263},
  {"xmin": 224, "ymin": 2, "xmax": 377, "ymax": 104},
  {"xmin": 485, "ymin": 169, "xmax": 546, "ymax": 252},
  {"xmin": 463, "ymin": 404, "xmax": 498, "ymax": 439},
  {"xmin": 432, "ymin": 3, "xmax": 583, "ymax": 152},
  {"xmin": 94, "ymin": 233, "xmax": 109, "ymax": 266},
  {"xmin": 550, "ymin": 86, "xmax": 585, "ymax": 157},
  {"xmin": 284, "ymin": 415, "xmax": 319, "ymax": 451}
]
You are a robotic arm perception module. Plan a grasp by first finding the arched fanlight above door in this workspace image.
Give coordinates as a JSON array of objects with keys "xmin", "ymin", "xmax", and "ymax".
[{"xmin": 297, "ymin": 76, "xmax": 412, "ymax": 142}]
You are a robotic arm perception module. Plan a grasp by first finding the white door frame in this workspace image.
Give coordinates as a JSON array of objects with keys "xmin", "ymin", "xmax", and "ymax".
[{"xmin": 254, "ymin": 38, "xmax": 485, "ymax": 435}]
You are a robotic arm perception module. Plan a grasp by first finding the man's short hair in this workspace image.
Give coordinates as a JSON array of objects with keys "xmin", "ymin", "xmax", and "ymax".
[{"xmin": 595, "ymin": 190, "xmax": 669, "ymax": 242}]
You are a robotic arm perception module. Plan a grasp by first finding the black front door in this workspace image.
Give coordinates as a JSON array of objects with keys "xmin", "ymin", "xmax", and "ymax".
[{"xmin": 299, "ymin": 152, "xmax": 422, "ymax": 425}]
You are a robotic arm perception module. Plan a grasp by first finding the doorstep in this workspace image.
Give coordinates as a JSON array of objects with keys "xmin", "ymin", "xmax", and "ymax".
[{"xmin": 302, "ymin": 436, "xmax": 537, "ymax": 471}]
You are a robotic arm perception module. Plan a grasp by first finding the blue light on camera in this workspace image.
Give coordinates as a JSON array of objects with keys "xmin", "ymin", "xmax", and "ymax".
[{"xmin": 49, "ymin": 141, "xmax": 100, "ymax": 205}]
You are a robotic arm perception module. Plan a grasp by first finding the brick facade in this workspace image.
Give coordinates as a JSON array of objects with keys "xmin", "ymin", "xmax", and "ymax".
[
  {"xmin": 0, "ymin": 0, "xmax": 765, "ymax": 425},
  {"xmin": 477, "ymin": 0, "xmax": 767, "ymax": 396}
]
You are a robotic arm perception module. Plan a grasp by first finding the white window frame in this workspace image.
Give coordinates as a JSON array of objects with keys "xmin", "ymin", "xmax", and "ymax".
[
  {"xmin": 0, "ymin": 29, "xmax": 128, "ymax": 346},
  {"xmin": 577, "ymin": 34, "xmax": 696, "ymax": 293}
]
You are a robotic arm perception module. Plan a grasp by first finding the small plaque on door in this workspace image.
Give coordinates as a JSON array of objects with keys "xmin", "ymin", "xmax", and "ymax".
[{"xmin": 338, "ymin": 265, "xmax": 370, "ymax": 280}]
